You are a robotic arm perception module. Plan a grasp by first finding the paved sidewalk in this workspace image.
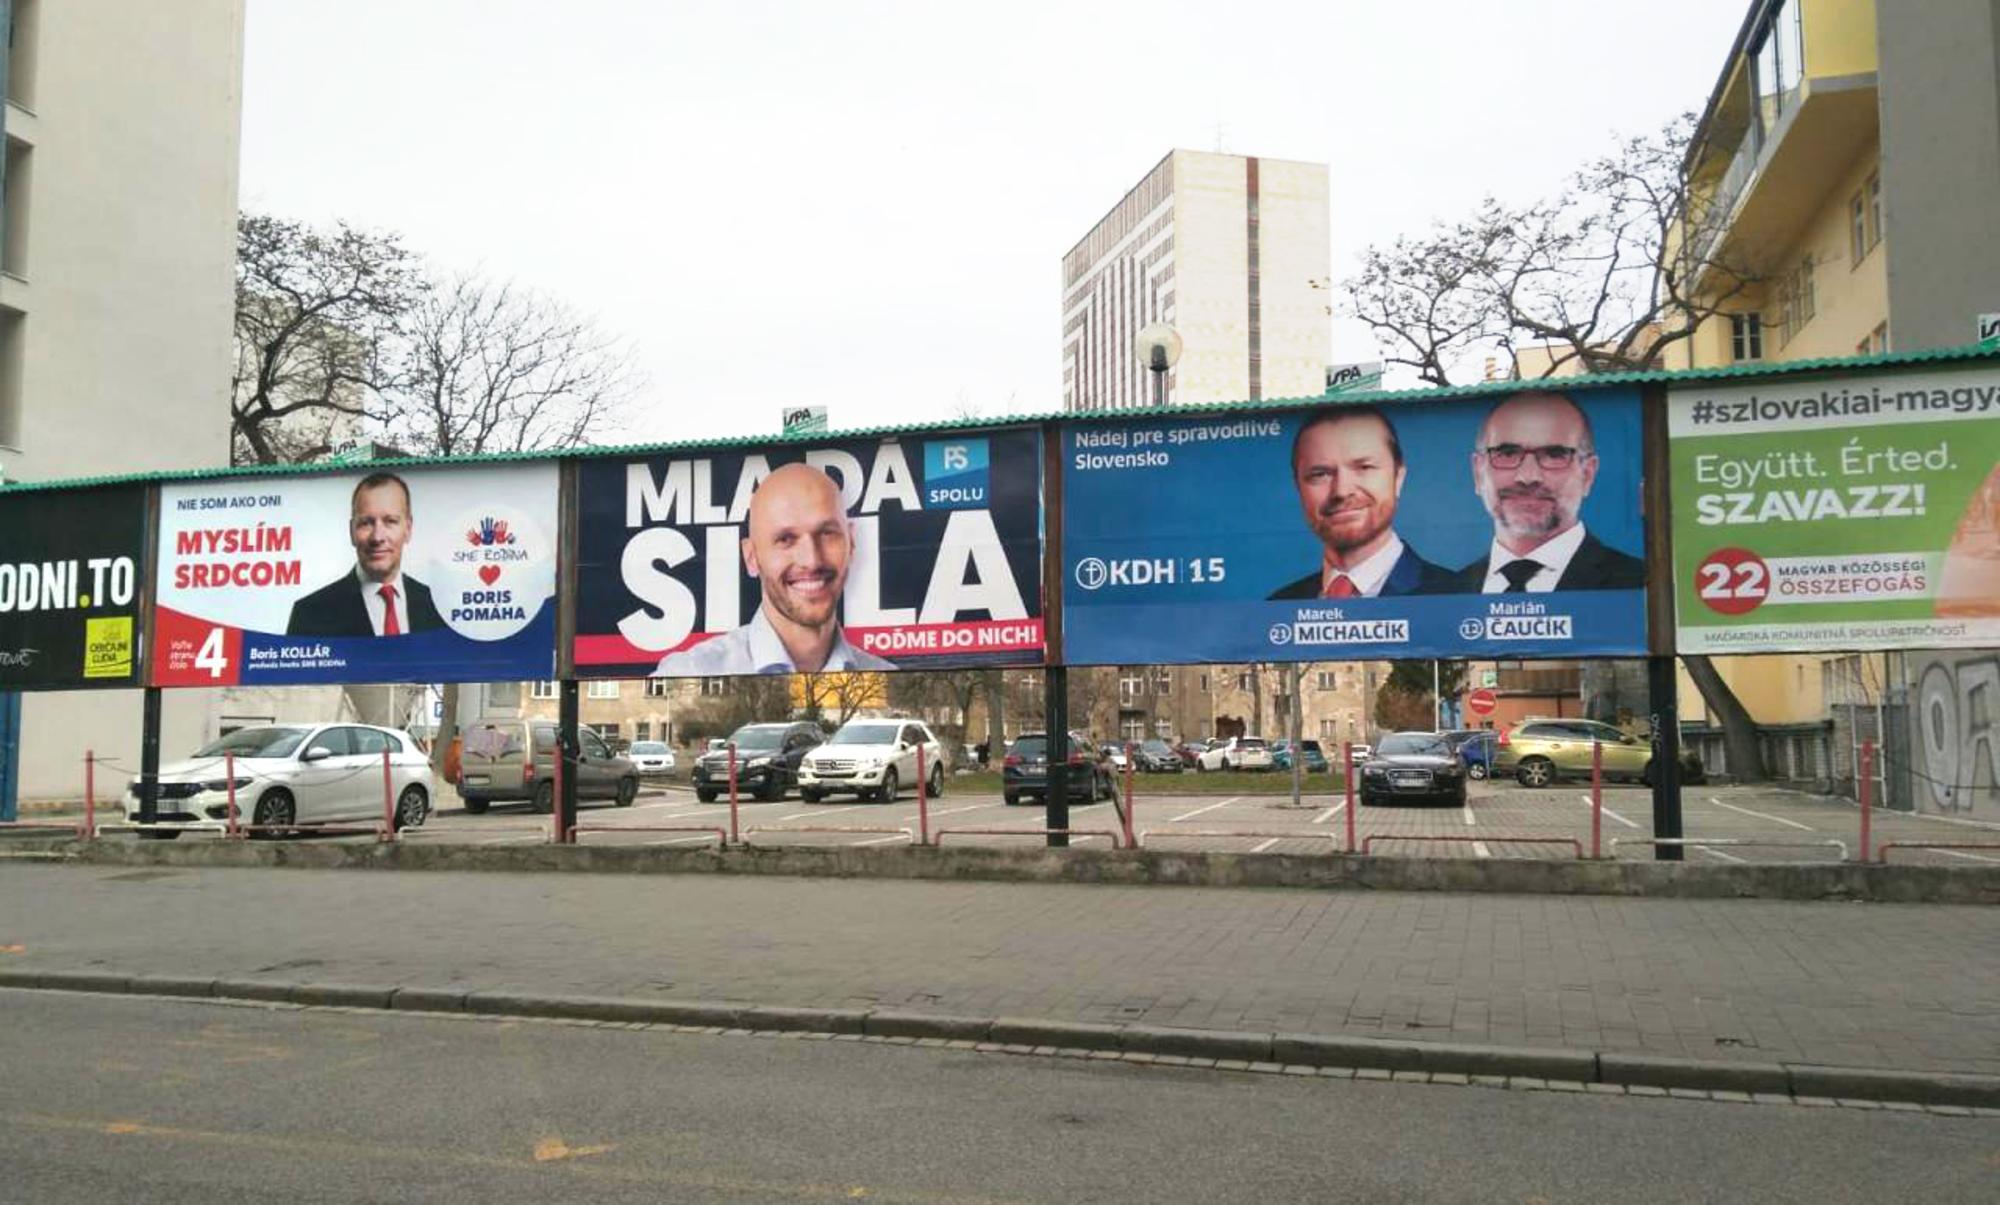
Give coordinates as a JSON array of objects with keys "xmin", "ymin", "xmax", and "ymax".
[{"xmin": 2, "ymin": 863, "xmax": 1995, "ymax": 1076}]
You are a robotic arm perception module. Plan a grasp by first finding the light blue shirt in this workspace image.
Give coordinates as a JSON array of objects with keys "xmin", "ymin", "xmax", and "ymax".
[{"xmin": 652, "ymin": 608, "xmax": 896, "ymax": 677}]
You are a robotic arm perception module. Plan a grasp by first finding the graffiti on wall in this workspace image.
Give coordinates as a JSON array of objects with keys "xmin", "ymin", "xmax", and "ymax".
[{"xmin": 1910, "ymin": 652, "xmax": 2000, "ymax": 819}]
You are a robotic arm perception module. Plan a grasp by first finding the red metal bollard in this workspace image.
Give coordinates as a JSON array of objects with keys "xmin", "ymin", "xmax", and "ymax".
[
  {"xmin": 1121, "ymin": 742, "xmax": 1136, "ymax": 850},
  {"xmin": 83, "ymin": 749, "xmax": 96, "ymax": 840},
  {"xmin": 225, "ymin": 752, "xmax": 240, "ymax": 839},
  {"xmin": 1343, "ymin": 742, "xmax": 1357, "ymax": 854},
  {"xmin": 380, "ymin": 749, "xmax": 395, "ymax": 841},
  {"xmin": 1858, "ymin": 740, "xmax": 1874, "ymax": 863},
  {"xmin": 1590, "ymin": 741, "xmax": 1603, "ymax": 859},
  {"xmin": 916, "ymin": 745, "xmax": 931, "ymax": 846},
  {"xmin": 727, "ymin": 742, "xmax": 740, "ymax": 845}
]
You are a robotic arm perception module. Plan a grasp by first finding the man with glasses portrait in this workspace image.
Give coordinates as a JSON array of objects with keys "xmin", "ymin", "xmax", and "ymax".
[{"xmin": 1453, "ymin": 391, "xmax": 1644, "ymax": 593}]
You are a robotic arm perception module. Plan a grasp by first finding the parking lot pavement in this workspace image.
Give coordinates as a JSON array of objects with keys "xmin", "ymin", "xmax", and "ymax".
[{"xmin": 38, "ymin": 772, "xmax": 2000, "ymax": 866}]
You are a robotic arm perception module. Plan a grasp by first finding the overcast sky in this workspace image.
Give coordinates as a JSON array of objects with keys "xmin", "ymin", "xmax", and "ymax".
[{"xmin": 241, "ymin": 0, "xmax": 1750, "ymax": 443}]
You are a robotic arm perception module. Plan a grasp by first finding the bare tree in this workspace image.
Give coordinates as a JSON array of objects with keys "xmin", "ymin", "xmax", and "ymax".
[
  {"xmin": 381, "ymin": 273, "xmax": 635, "ymax": 458},
  {"xmin": 1343, "ymin": 116, "xmax": 1768, "ymax": 780},
  {"xmin": 232, "ymin": 214, "xmax": 419, "ymax": 465},
  {"xmin": 797, "ymin": 671, "xmax": 885, "ymax": 728}
]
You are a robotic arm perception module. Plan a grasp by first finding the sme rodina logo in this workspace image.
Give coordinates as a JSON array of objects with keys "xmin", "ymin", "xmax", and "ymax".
[{"xmin": 466, "ymin": 517, "xmax": 517, "ymax": 547}]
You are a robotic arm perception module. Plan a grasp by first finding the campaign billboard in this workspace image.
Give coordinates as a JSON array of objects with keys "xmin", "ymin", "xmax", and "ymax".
[
  {"xmin": 1671, "ymin": 363, "xmax": 2000, "ymax": 653},
  {"xmin": 574, "ymin": 431, "xmax": 1044, "ymax": 677},
  {"xmin": 0, "ymin": 485, "xmax": 147, "ymax": 690},
  {"xmin": 152, "ymin": 464, "xmax": 558, "ymax": 686},
  {"xmin": 1061, "ymin": 387, "xmax": 1648, "ymax": 664}
]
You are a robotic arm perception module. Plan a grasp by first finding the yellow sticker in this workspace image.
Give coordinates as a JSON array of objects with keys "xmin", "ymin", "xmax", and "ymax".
[{"xmin": 83, "ymin": 616, "xmax": 134, "ymax": 680}]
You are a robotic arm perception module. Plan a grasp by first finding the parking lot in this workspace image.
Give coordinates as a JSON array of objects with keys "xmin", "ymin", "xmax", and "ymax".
[{"xmin": 95, "ymin": 772, "xmax": 1990, "ymax": 867}]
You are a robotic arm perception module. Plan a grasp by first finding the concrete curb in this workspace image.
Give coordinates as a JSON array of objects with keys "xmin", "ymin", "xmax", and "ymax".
[
  {"xmin": 16, "ymin": 832, "xmax": 2000, "ymax": 904},
  {"xmin": 4, "ymin": 969, "xmax": 1995, "ymax": 1109}
]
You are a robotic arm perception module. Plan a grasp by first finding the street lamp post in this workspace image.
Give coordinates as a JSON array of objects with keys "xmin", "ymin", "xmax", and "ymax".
[{"xmin": 1135, "ymin": 322, "xmax": 1182, "ymax": 407}]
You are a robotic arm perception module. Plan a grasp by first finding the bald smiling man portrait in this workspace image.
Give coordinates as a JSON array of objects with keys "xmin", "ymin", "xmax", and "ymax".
[
  {"xmin": 1453, "ymin": 391, "xmax": 1644, "ymax": 593},
  {"xmin": 652, "ymin": 463, "xmax": 896, "ymax": 676}
]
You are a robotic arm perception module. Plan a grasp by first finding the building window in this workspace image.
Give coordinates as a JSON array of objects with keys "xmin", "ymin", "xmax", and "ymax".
[
  {"xmin": 1155, "ymin": 718, "xmax": 1174, "ymax": 739},
  {"xmin": 1315, "ymin": 670, "xmax": 1337, "ymax": 691},
  {"xmin": 1779, "ymin": 257, "xmax": 1816, "ymax": 346},
  {"xmin": 1319, "ymin": 718, "xmax": 1337, "ymax": 739},
  {"xmin": 1119, "ymin": 672, "xmax": 1144, "ymax": 704},
  {"xmin": 1866, "ymin": 173, "xmax": 1882, "ymax": 251},
  {"xmin": 586, "ymin": 722, "xmax": 619, "ymax": 741},
  {"xmin": 1198, "ymin": 672, "xmax": 1209, "ymax": 691},
  {"xmin": 530, "ymin": 681, "xmax": 559, "ymax": 700},
  {"xmin": 701, "ymin": 677, "xmax": 726, "ymax": 697},
  {"xmin": 1121, "ymin": 716, "xmax": 1145, "ymax": 742},
  {"xmin": 1848, "ymin": 193, "xmax": 1869, "ymax": 265},
  {"xmin": 0, "ymin": 310, "xmax": 21, "ymax": 448},
  {"xmin": 7, "ymin": 0, "xmax": 39, "ymax": 109},
  {"xmin": 1235, "ymin": 673, "xmax": 1251, "ymax": 692},
  {"xmin": 1153, "ymin": 669, "xmax": 1171, "ymax": 695},
  {"xmin": 586, "ymin": 680, "xmax": 620, "ymax": 700},
  {"xmin": 2, "ymin": 138, "xmax": 29, "ymax": 278},
  {"xmin": 1730, "ymin": 313, "xmax": 1763, "ymax": 361},
  {"xmin": 645, "ymin": 679, "xmax": 671, "ymax": 698},
  {"xmin": 634, "ymin": 721, "xmax": 651, "ymax": 742}
]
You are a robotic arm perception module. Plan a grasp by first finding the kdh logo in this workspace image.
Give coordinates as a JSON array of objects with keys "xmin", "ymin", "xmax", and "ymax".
[
  {"xmin": 466, "ymin": 517, "xmax": 517, "ymax": 546},
  {"xmin": 922, "ymin": 439, "xmax": 990, "ymax": 509}
]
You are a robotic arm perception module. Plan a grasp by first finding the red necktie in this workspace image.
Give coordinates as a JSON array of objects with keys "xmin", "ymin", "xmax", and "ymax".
[
  {"xmin": 379, "ymin": 584, "xmax": 401, "ymax": 636},
  {"xmin": 1322, "ymin": 575, "xmax": 1358, "ymax": 599}
]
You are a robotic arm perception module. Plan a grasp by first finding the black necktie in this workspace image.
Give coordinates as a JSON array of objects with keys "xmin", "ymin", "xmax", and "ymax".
[{"xmin": 1499, "ymin": 559, "xmax": 1542, "ymax": 592}]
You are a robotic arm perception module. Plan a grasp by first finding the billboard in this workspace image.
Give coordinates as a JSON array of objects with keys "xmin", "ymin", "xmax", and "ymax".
[
  {"xmin": 1670, "ymin": 364, "xmax": 2000, "ymax": 653},
  {"xmin": 0, "ymin": 485, "xmax": 147, "ymax": 690},
  {"xmin": 152, "ymin": 464, "xmax": 558, "ymax": 686},
  {"xmin": 574, "ymin": 431, "xmax": 1044, "ymax": 677},
  {"xmin": 1061, "ymin": 387, "xmax": 1648, "ymax": 664}
]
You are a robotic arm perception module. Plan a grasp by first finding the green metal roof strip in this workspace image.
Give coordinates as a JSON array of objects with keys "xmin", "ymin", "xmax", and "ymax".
[{"xmin": 5, "ymin": 339, "xmax": 1997, "ymax": 496}]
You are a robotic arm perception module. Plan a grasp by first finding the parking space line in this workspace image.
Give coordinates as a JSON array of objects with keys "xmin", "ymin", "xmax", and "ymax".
[
  {"xmin": 1935, "ymin": 847, "xmax": 2000, "ymax": 864},
  {"xmin": 1898, "ymin": 809, "xmax": 2000, "ymax": 833},
  {"xmin": 1311, "ymin": 803, "xmax": 1344, "ymax": 824},
  {"xmin": 1694, "ymin": 844, "xmax": 1747, "ymax": 863},
  {"xmin": 764, "ymin": 805, "xmax": 869, "ymax": 824},
  {"xmin": 850, "ymin": 834, "xmax": 910, "ymax": 847},
  {"xmin": 1167, "ymin": 797, "xmax": 1242, "ymax": 824},
  {"xmin": 1709, "ymin": 798, "xmax": 1815, "ymax": 831},
  {"xmin": 1578, "ymin": 794, "xmax": 1642, "ymax": 830},
  {"xmin": 1250, "ymin": 837, "xmax": 1281, "ymax": 853},
  {"xmin": 644, "ymin": 834, "xmax": 721, "ymax": 847},
  {"xmin": 1461, "ymin": 803, "xmax": 1476, "ymax": 826}
]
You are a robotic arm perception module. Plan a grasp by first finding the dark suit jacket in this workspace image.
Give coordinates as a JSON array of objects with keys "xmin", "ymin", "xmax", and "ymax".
[
  {"xmin": 1451, "ymin": 530, "xmax": 1645, "ymax": 593},
  {"xmin": 1269, "ymin": 544, "xmax": 1455, "ymax": 600},
  {"xmin": 286, "ymin": 573, "xmax": 445, "ymax": 637}
]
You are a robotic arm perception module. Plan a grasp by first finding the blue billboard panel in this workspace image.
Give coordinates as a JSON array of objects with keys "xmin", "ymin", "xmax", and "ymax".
[{"xmin": 1061, "ymin": 386, "xmax": 1648, "ymax": 664}]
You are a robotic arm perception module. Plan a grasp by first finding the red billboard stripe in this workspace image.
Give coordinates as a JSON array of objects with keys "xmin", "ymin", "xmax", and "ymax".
[
  {"xmin": 847, "ymin": 618, "xmax": 1044, "ymax": 658},
  {"xmin": 573, "ymin": 632, "xmax": 714, "ymax": 666}
]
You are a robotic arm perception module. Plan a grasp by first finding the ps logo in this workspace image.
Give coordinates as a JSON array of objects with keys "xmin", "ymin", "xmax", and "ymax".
[{"xmin": 942, "ymin": 445, "xmax": 969, "ymax": 471}]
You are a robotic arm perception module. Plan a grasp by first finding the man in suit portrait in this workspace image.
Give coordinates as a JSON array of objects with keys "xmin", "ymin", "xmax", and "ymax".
[
  {"xmin": 1270, "ymin": 404, "xmax": 1453, "ymax": 600},
  {"xmin": 286, "ymin": 472, "xmax": 445, "ymax": 636},
  {"xmin": 1454, "ymin": 391, "xmax": 1644, "ymax": 593}
]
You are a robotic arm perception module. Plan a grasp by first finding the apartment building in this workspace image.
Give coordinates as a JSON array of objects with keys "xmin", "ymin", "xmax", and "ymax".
[
  {"xmin": 1, "ymin": 1, "xmax": 246, "ymax": 801},
  {"xmin": 1662, "ymin": 0, "xmax": 2000, "ymax": 794},
  {"xmin": 1061, "ymin": 149, "xmax": 1331, "ymax": 412}
]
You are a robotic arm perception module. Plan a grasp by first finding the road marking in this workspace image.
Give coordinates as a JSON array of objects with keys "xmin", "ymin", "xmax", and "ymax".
[
  {"xmin": 1709, "ymin": 798, "xmax": 1815, "ymax": 831},
  {"xmin": 1462, "ymin": 803, "xmax": 1476, "ymax": 826},
  {"xmin": 1928, "ymin": 844, "xmax": 2000, "ymax": 864},
  {"xmin": 1577, "ymin": 794, "xmax": 1642, "ymax": 830},
  {"xmin": 1898, "ymin": 809, "xmax": 2000, "ymax": 832},
  {"xmin": 850, "ymin": 834, "xmax": 910, "ymax": 847},
  {"xmin": 765, "ymin": 805, "xmax": 869, "ymax": 824},
  {"xmin": 1694, "ymin": 844, "xmax": 1746, "ymax": 863},
  {"xmin": 1311, "ymin": 804, "xmax": 1344, "ymax": 824},
  {"xmin": 1167, "ymin": 797, "xmax": 1242, "ymax": 824},
  {"xmin": 1250, "ymin": 837, "xmax": 1281, "ymax": 853},
  {"xmin": 898, "ymin": 803, "xmax": 990, "ymax": 821},
  {"xmin": 534, "ymin": 1136, "xmax": 616, "ymax": 1162},
  {"xmin": 644, "ymin": 834, "xmax": 721, "ymax": 846}
]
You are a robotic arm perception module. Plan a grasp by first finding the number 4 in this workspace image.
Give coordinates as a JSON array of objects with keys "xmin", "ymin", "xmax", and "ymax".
[{"xmin": 194, "ymin": 627, "xmax": 229, "ymax": 680}]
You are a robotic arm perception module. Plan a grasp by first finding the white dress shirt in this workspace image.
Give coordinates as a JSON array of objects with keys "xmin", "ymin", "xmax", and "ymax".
[
  {"xmin": 652, "ymin": 607, "xmax": 896, "ymax": 677},
  {"xmin": 1322, "ymin": 533, "xmax": 1406, "ymax": 598},
  {"xmin": 1477, "ymin": 523, "xmax": 1589, "ymax": 594},
  {"xmin": 357, "ymin": 567, "xmax": 411, "ymax": 635}
]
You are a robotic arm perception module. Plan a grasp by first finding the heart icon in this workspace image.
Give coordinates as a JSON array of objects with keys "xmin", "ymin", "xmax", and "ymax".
[{"xmin": 478, "ymin": 565, "xmax": 502, "ymax": 585}]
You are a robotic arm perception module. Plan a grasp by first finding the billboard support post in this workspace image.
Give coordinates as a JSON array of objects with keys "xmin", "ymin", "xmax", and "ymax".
[
  {"xmin": 557, "ymin": 679, "xmax": 579, "ymax": 843},
  {"xmin": 85, "ymin": 749, "xmax": 97, "ymax": 839},
  {"xmin": 138, "ymin": 687, "xmax": 161, "ymax": 825},
  {"xmin": 1647, "ymin": 656, "xmax": 1684, "ymax": 861},
  {"xmin": 1343, "ymin": 742, "xmax": 1357, "ymax": 854},
  {"xmin": 1640, "ymin": 379, "xmax": 1684, "ymax": 862},
  {"xmin": 1045, "ymin": 667, "xmax": 1069, "ymax": 848}
]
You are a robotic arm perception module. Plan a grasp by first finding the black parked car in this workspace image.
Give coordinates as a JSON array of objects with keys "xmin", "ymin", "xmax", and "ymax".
[
  {"xmin": 1134, "ymin": 738, "xmax": 1185, "ymax": 773},
  {"xmin": 1003, "ymin": 732, "xmax": 1116, "ymax": 806},
  {"xmin": 693, "ymin": 721, "xmax": 824, "ymax": 802},
  {"xmin": 1358, "ymin": 731, "xmax": 1468, "ymax": 807}
]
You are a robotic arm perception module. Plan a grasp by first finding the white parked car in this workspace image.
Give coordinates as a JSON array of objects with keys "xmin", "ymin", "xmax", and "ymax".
[
  {"xmin": 798, "ymin": 718, "xmax": 945, "ymax": 802},
  {"xmin": 626, "ymin": 740, "xmax": 678, "ymax": 776},
  {"xmin": 1195, "ymin": 736, "xmax": 1274, "ymax": 772},
  {"xmin": 122, "ymin": 723, "xmax": 433, "ymax": 838}
]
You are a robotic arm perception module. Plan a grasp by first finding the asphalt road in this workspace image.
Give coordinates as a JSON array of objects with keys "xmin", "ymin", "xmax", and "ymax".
[{"xmin": 4, "ymin": 991, "xmax": 1994, "ymax": 1204}]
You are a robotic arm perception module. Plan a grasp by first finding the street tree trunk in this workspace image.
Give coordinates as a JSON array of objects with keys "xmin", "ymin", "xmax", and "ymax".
[{"xmin": 1680, "ymin": 655, "xmax": 1765, "ymax": 781}]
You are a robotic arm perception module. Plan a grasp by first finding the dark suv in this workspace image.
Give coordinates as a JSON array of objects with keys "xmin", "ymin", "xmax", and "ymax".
[
  {"xmin": 693, "ymin": 721, "xmax": 825, "ymax": 802},
  {"xmin": 1002, "ymin": 732, "xmax": 1115, "ymax": 806}
]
